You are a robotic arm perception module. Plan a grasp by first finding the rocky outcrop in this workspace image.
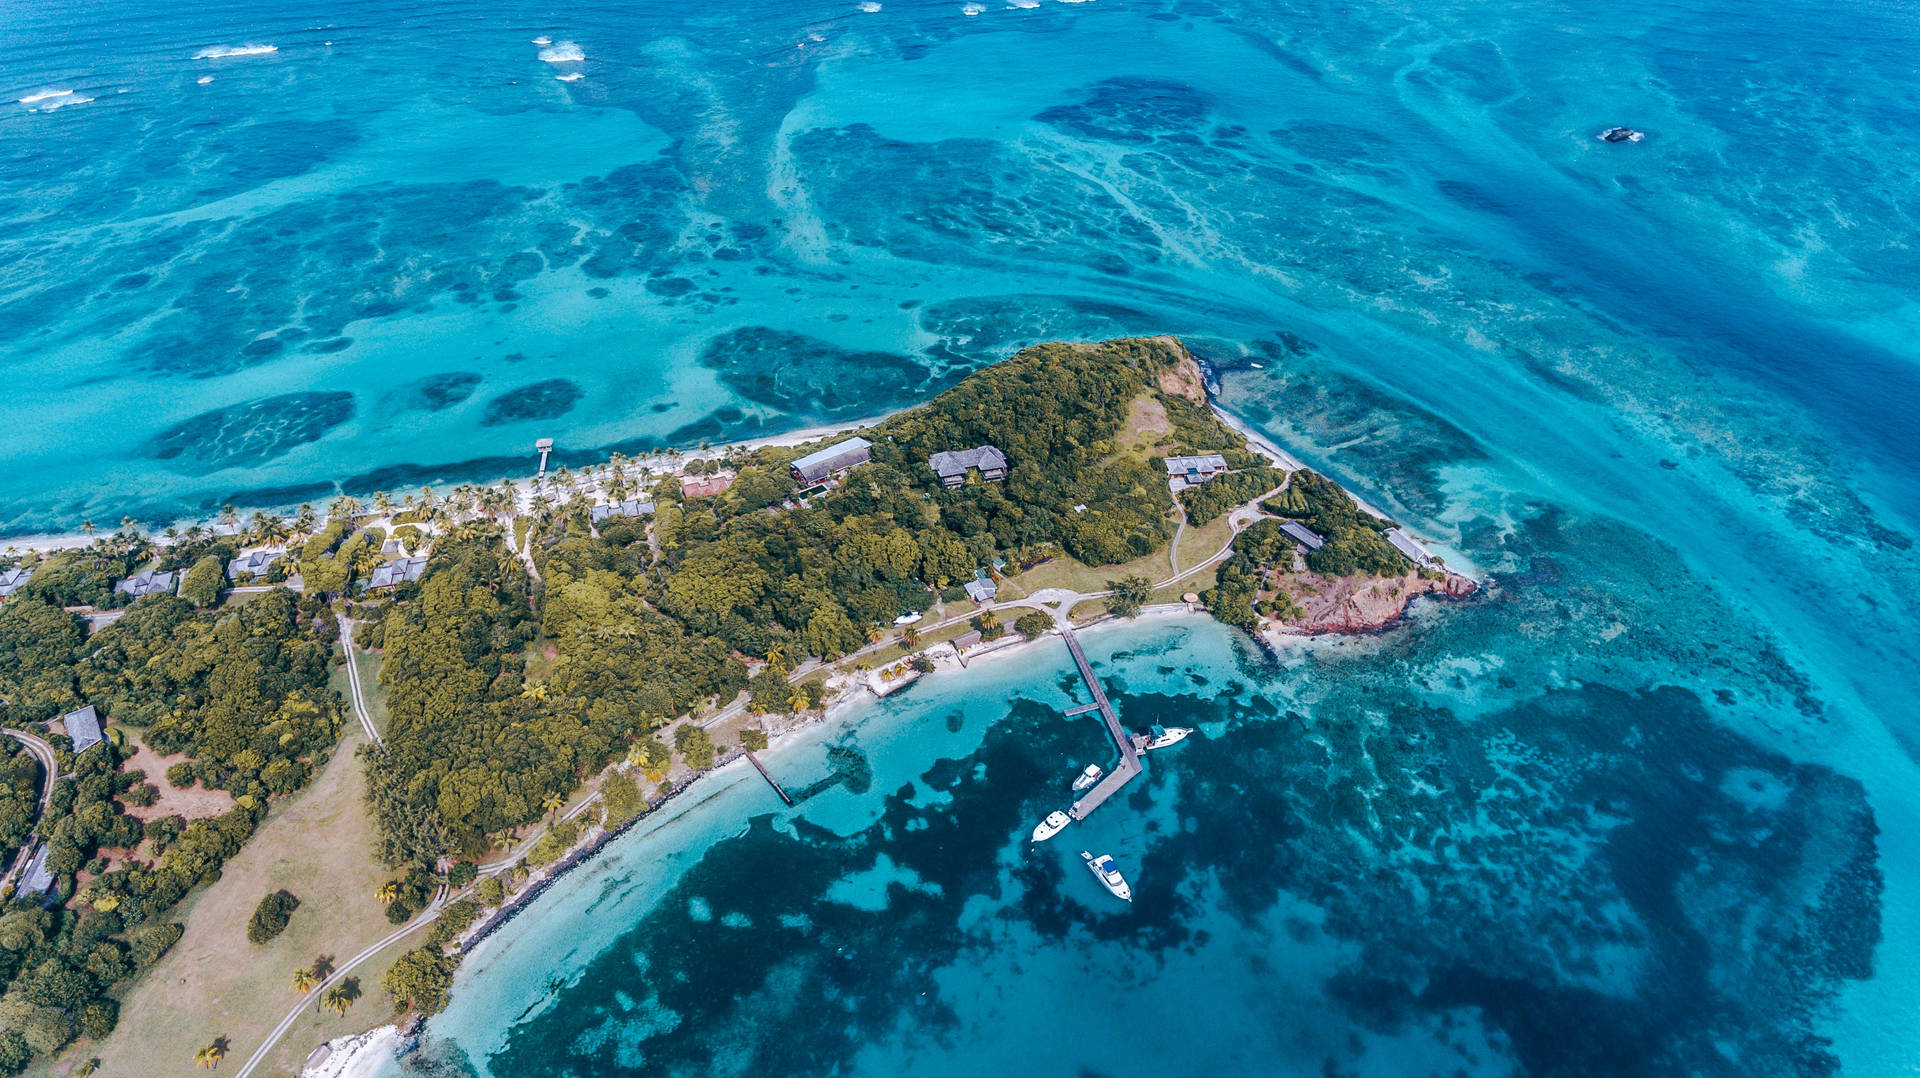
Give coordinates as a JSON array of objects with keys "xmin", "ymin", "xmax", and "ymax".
[
  {"xmin": 1272, "ymin": 570, "xmax": 1477, "ymax": 636},
  {"xmin": 1156, "ymin": 339, "xmax": 1209, "ymax": 405}
]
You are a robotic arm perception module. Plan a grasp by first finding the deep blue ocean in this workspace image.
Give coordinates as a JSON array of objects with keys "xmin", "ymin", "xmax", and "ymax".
[{"xmin": 6, "ymin": 0, "xmax": 1919, "ymax": 1074}]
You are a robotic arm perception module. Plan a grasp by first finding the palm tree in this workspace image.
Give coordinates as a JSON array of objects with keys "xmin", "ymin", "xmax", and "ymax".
[
  {"xmin": 625, "ymin": 742, "xmax": 648, "ymax": 769},
  {"xmin": 310, "ymin": 954, "xmax": 336, "ymax": 980},
  {"xmin": 220, "ymin": 504, "xmax": 238, "ymax": 531},
  {"xmin": 901, "ymin": 627, "xmax": 921, "ymax": 648},
  {"xmin": 788, "ymin": 691, "xmax": 810, "ymax": 715},
  {"xmin": 320, "ymin": 978, "xmax": 362, "ymax": 1016},
  {"xmin": 542, "ymin": 793, "xmax": 565, "ymax": 820},
  {"xmin": 373, "ymin": 490, "xmax": 394, "ymax": 516},
  {"xmin": 194, "ymin": 1037, "xmax": 229, "ymax": 1070},
  {"xmin": 375, "ymin": 881, "xmax": 398, "ymax": 907},
  {"xmin": 519, "ymin": 682, "xmax": 548, "ymax": 701},
  {"xmin": 81, "ymin": 520, "xmax": 95, "ymax": 537},
  {"xmin": 291, "ymin": 965, "xmax": 318, "ymax": 995},
  {"xmin": 864, "ymin": 625, "xmax": 885, "ymax": 645}
]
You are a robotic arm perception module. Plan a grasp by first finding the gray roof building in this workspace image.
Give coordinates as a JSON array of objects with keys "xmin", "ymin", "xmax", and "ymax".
[
  {"xmin": 226, "ymin": 549, "xmax": 284, "ymax": 581},
  {"xmin": 114, "ymin": 569, "xmax": 178, "ymax": 598},
  {"xmin": 1385, "ymin": 528, "xmax": 1433, "ymax": 567},
  {"xmin": 64, "ymin": 704, "xmax": 103, "ymax": 755},
  {"xmin": 790, "ymin": 437, "xmax": 872, "ymax": 486},
  {"xmin": 1279, "ymin": 521, "xmax": 1325, "ymax": 551},
  {"xmin": 1163, "ymin": 454, "xmax": 1229, "ymax": 480},
  {"xmin": 590, "ymin": 498, "xmax": 656, "ymax": 524},
  {"xmin": 964, "ymin": 578, "xmax": 998, "ymax": 604},
  {"xmin": 928, "ymin": 446, "xmax": 1009, "ymax": 488},
  {"xmin": 15, "ymin": 845, "xmax": 54, "ymax": 900},
  {"xmin": 368, "ymin": 555, "xmax": 429, "ymax": 590},
  {"xmin": 0, "ymin": 567, "xmax": 31, "ymax": 597}
]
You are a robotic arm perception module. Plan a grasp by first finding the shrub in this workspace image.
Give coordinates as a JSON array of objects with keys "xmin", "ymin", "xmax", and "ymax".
[
  {"xmin": 123, "ymin": 783, "xmax": 159, "ymax": 808},
  {"xmin": 246, "ymin": 889, "xmax": 300, "ymax": 945},
  {"xmin": 476, "ymin": 876, "xmax": 504, "ymax": 907},
  {"xmin": 674, "ymin": 725, "xmax": 716, "ymax": 771},
  {"xmin": 447, "ymin": 862, "xmax": 478, "ymax": 887},
  {"xmin": 1014, "ymin": 612, "xmax": 1053, "ymax": 638},
  {"xmin": 164, "ymin": 762, "xmax": 195, "ymax": 788}
]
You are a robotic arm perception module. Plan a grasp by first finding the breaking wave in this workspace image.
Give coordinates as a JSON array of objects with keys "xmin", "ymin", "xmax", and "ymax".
[
  {"xmin": 194, "ymin": 43, "xmax": 279, "ymax": 59},
  {"xmin": 18, "ymin": 89, "xmax": 93, "ymax": 111},
  {"xmin": 537, "ymin": 41, "xmax": 584, "ymax": 63},
  {"xmin": 555, "ymin": 72, "xmax": 583, "ymax": 82}
]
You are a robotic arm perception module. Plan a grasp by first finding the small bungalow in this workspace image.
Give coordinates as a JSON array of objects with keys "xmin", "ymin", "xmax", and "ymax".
[
  {"xmin": 590, "ymin": 498, "xmax": 656, "ymax": 524},
  {"xmin": 0, "ymin": 567, "xmax": 31, "ymax": 597},
  {"xmin": 964, "ymin": 578, "xmax": 998, "ymax": 604},
  {"xmin": 1385, "ymin": 528, "xmax": 1435, "ymax": 568},
  {"xmin": 368, "ymin": 555, "xmax": 429, "ymax": 590},
  {"xmin": 226, "ymin": 548, "xmax": 284, "ymax": 582},
  {"xmin": 1279, "ymin": 521, "xmax": 1325, "ymax": 551},
  {"xmin": 790, "ymin": 437, "xmax": 872, "ymax": 486},
  {"xmin": 1164, "ymin": 454, "xmax": 1229, "ymax": 491},
  {"xmin": 928, "ymin": 445, "xmax": 1009, "ymax": 488},
  {"xmin": 63, "ymin": 704, "xmax": 103, "ymax": 755},
  {"xmin": 114, "ymin": 568, "xmax": 179, "ymax": 599}
]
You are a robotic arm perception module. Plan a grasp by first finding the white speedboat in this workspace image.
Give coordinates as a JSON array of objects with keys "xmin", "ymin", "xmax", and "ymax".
[
  {"xmin": 1071, "ymin": 764, "xmax": 1103, "ymax": 792},
  {"xmin": 1081, "ymin": 851, "xmax": 1132, "ymax": 902},
  {"xmin": 1142, "ymin": 727, "xmax": 1193, "ymax": 751},
  {"xmin": 1031, "ymin": 810, "xmax": 1070, "ymax": 842}
]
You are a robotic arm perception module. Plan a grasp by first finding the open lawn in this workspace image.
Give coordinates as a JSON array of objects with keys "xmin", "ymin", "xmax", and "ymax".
[
  {"xmin": 76, "ymin": 723, "xmax": 399, "ymax": 1078},
  {"xmin": 118, "ymin": 735, "xmax": 234, "ymax": 824},
  {"xmin": 340, "ymin": 642, "xmax": 392, "ymax": 738}
]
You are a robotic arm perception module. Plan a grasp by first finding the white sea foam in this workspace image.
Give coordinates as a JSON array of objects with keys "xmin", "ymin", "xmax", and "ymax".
[
  {"xmin": 193, "ymin": 43, "xmax": 278, "ymax": 59},
  {"xmin": 531, "ymin": 35, "xmax": 552, "ymax": 45},
  {"xmin": 537, "ymin": 41, "xmax": 584, "ymax": 63},
  {"xmin": 18, "ymin": 89, "xmax": 92, "ymax": 111},
  {"xmin": 196, "ymin": 75, "xmax": 214, "ymax": 85},
  {"xmin": 962, "ymin": 1, "xmax": 986, "ymax": 12},
  {"xmin": 1007, "ymin": 0, "xmax": 1039, "ymax": 7},
  {"xmin": 858, "ymin": 1, "xmax": 882, "ymax": 10},
  {"xmin": 555, "ymin": 72, "xmax": 583, "ymax": 82}
]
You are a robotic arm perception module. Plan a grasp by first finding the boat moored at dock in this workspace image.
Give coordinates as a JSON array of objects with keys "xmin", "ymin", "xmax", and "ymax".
[
  {"xmin": 1141, "ymin": 726, "xmax": 1192, "ymax": 751},
  {"xmin": 1032, "ymin": 810, "xmax": 1071, "ymax": 842},
  {"xmin": 1071, "ymin": 764, "xmax": 1103, "ymax": 791}
]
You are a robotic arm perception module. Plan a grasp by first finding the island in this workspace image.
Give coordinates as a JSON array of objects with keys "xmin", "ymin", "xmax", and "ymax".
[{"xmin": 0, "ymin": 336, "xmax": 1472, "ymax": 1076}]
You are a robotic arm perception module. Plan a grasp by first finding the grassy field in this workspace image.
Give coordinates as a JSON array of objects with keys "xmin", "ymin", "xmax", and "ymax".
[{"xmin": 75, "ymin": 715, "xmax": 400, "ymax": 1075}]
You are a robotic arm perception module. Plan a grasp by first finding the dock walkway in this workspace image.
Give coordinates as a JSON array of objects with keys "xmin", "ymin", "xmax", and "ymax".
[{"xmin": 1060, "ymin": 624, "xmax": 1143, "ymax": 820}]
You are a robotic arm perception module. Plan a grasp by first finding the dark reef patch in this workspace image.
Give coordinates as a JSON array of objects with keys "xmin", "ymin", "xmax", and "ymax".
[
  {"xmin": 387, "ymin": 371, "xmax": 483, "ymax": 415},
  {"xmin": 480, "ymin": 379, "xmax": 583, "ymax": 427},
  {"xmin": 147, "ymin": 391, "xmax": 354, "ymax": 473},
  {"xmin": 696, "ymin": 327, "xmax": 931, "ymax": 421}
]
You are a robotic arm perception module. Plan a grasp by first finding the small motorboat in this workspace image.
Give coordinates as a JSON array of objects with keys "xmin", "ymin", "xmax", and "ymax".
[
  {"xmin": 1071, "ymin": 764, "xmax": 1103, "ymax": 792},
  {"xmin": 1598, "ymin": 126, "xmax": 1644, "ymax": 144},
  {"xmin": 1081, "ymin": 851, "xmax": 1132, "ymax": 902},
  {"xmin": 1032, "ymin": 810, "xmax": 1071, "ymax": 842},
  {"xmin": 1142, "ymin": 726, "xmax": 1193, "ymax": 751}
]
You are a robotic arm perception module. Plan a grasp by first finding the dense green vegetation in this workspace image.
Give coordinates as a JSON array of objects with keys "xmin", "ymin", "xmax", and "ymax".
[
  {"xmin": 1266, "ymin": 470, "xmax": 1408, "ymax": 577},
  {"xmin": 1177, "ymin": 464, "xmax": 1286, "ymax": 525},
  {"xmin": 245, "ymin": 890, "xmax": 299, "ymax": 945},
  {"xmin": 0, "ymin": 585, "xmax": 341, "ymax": 1071},
  {"xmin": 0, "ymin": 743, "xmax": 39, "ymax": 865}
]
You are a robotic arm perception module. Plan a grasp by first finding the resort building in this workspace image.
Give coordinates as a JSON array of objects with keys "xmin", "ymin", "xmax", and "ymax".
[
  {"xmin": 590, "ymin": 498, "xmax": 656, "ymax": 524},
  {"xmin": 928, "ymin": 445, "xmax": 1009, "ymax": 488},
  {"xmin": 63, "ymin": 705, "xmax": 103, "ymax": 755},
  {"xmin": 226, "ymin": 548, "xmax": 284, "ymax": 582},
  {"xmin": 1386, "ymin": 528, "xmax": 1435, "ymax": 568},
  {"xmin": 0, "ymin": 567, "xmax": 31, "ymax": 597},
  {"xmin": 964, "ymin": 578, "xmax": 998, "ymax": 604},
  {"xmin": 680, "ymin": 474, "xmax": 734, "ymax": 499},
  {"xmin": 114, "ymin": 568, "xmax": 179, "ymax": 599},
  {"xmin": 368, "ymin": 555, "xmax": 429, "ymax": 590},
  {"xmin": 1163, "ymin": 454, "xmax": 1229, "ymax": 491},
  {"xmin": 790, "ymin": 437, "xmax": 872, "ymax": 486},
  {"xmin": 1279, "ymin": 521, "xmax": 1326, "ymax": 551}
]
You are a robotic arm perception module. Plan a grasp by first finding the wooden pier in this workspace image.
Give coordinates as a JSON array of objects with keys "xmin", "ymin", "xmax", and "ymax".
[
  {"xmin": 1060, "ymin": 624, "xmax": 1144, "ymax": 820},
  {"xmin": 743, "ymin": 750, "xmax": 794, "ymax": 806}
]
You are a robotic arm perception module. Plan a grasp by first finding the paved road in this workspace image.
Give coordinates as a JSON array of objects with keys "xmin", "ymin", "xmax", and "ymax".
[
  {"xmin": 337, "ymin": 619, "xmax": 382, "ymax": 748},
  {"xmin": 0, "ymin": 729, "xmax": 56, "ymax": 889}
]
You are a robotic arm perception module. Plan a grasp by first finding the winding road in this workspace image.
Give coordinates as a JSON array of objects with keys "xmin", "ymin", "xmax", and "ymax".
[{"xmin": 0, "ymin": 728, "xmax": 56, "ymax": 890}]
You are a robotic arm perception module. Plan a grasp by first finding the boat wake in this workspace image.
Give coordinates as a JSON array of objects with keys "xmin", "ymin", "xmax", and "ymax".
[{"xmin": 194, "ymin": 43, "xmax": 278, "ymax": 59}]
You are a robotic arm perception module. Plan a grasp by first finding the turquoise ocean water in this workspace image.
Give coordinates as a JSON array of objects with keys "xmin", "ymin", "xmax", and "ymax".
[{"xmin": 6, "ymin": 0, "xmax": 1919, "ymax": 1073}]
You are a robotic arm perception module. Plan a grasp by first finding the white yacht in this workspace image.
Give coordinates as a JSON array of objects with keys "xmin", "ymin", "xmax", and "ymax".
[
  {"xmin": 1142, "ymin": 727, "xmax": 1193, "ymax": 751},
  {"xmin": 1071, "ymin": 764, "xmax": 1103, "ymax": 792},
  {"xmin": 1081, "ymin": 851, "xmax": 1132, "ymax": 902},
  {"xmin": 1031, "ymin": 810, "xmax": 1071, "ymax": 842}
]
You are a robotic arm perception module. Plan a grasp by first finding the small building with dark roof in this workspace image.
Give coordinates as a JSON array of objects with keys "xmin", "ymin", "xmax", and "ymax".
[
  {"xmin": 1385, "ymin": 528, "xmax": 1434, "ymax": 568},
  {"xmin": 0, "ymin": 567, "xmax": 31, "ymax": 597},
  {"xmin": 63, "ymin": 704, "xmax": 103, "ymax": 755},
  {"xmin": 1279, "ymin": 521, "xmax": 1325, "ymax": 551},
  {"xmin": 226, "ymin": 549, "xmax": 284, "ymax": 582},
  {"xmin": 114, "ymin": 569, "xmax": 179, "ymax": 599},
  {"xmin": 964, "ymin": 578, "xmax": 998, "ymax": 604},
  {"xmin": 928, "ymin": 446, "xmax": 1009, "ymax": 488},
  {"xmin": 790, "ymin": 437, "xmax": 872, "ymax": 486},
  {"xmin": 368, "ymin": 555, "xmax": 429, "ymax": 590},
  {"xmin": 590, "ymin": 498, "xmax": 656, "ymax": 524}
]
